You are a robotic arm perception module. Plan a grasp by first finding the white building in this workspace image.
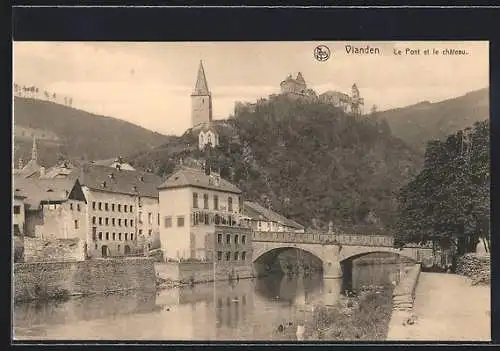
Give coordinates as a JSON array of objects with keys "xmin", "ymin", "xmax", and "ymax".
[{"xmin": 158, "ymin": 166, "xmax": 247, "ymax": 261}]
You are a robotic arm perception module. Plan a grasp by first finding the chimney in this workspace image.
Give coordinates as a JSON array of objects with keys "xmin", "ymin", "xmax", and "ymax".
[
  {"xmin": 102, "ymin": 181, "xmax": 107, "ymax": 188},
  {"xmin": 40, "ymin": 167, "xmax": 45, "ymax": 177}
]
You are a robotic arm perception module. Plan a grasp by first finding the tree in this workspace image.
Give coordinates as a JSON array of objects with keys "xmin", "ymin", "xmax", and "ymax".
[{"xmin": 394, "ymin": 121, "xmax": 490, "ymax": 255}]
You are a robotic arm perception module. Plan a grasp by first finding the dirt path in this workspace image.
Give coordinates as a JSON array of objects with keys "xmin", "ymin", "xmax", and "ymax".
[{"xmin": 386, "ymin": 272, "xmax": 490, "ymax": 341}]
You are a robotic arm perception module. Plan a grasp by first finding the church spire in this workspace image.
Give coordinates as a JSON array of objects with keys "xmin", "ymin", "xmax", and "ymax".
[
  {"xmin": 31, "ymin": 135, "xmax": 38, "ymax": 161},
  {"xmin": 192, "ymin": 60, "xmax": 210, "ymax": 96}
]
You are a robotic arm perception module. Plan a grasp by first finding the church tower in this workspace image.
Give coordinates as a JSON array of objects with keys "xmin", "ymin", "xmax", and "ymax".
[{"xmin": 191, "ymin": 60, "xmax": 213, "ymax": 128}]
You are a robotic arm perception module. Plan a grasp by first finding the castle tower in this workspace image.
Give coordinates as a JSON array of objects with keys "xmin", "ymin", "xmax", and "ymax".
[
  {"xmin": 296, "ymin": 72, "xmax": 307, "ymax": 91},
  {"xmin": 31, "ymin": 135, "xmax": 38, "ymax": 161},
  {"xmin": 191, "ymin": 60, "xmax": 213, "ymax": 128},
  {"xmin": 350, "ymin": 83, "xmax": 364, "ymax": 116}
]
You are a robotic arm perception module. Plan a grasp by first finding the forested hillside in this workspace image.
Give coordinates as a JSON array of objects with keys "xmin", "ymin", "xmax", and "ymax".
[
  {"xmin": 13, "ymin": 97, "xmax": 170, "ymax": 167},
  {"xmin": 376, "ymin": 88, "xmax": 489, "ymax": 150},
  {"xmin": 131, "ymin": 95, "xmax": 423, "ymax": 232}
]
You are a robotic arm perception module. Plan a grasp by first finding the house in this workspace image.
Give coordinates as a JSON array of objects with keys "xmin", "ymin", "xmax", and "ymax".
[
  {"xmin": 243, "ymin": 201, "xmax": 305, "ymax": 233},
  {"xmin": 13, "ymin": 188, "xmax": 26, "ymax": 236},
  {"xmin": 40, "ymin": 162, "xmax": 164, "ymax": 258},
  {"xmin": 158, "ymin": 165, "xmax": 252, "ymax": 264},
  {"xmin": 13, "ymin": 175, "xmax": 88, "ymax": 240}
]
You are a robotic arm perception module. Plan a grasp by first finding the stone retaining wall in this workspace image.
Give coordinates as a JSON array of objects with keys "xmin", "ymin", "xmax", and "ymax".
[
  {"xmin": 14, "ymin": 258, "xmax": 156, "ymax": 303},
  {"xmin": 155, "ymin": 262, "xmax": 254, "ymax": 283},
  {"xmin": 392, "ymin": 264, "xmax": 421, "ymax": 312},
  {"xmin": 23, "ymin": 237, "xmax": 86, "ymax": 262},
  {"xmin": 456, "ymin": 253, "xmax": 490, "ymax": 285}
]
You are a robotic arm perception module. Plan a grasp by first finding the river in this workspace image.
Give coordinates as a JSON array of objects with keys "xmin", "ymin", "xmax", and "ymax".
[{"xmin": 13, "ymin": 262, "xmax": 403, "ymax": 341}]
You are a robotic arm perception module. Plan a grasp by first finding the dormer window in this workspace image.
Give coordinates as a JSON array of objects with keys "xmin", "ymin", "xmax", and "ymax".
[
  {"xmin": 116, "ymin": 164, "xmax": 121, "ymax": 171},
  {"xmin": 139, "ymin": 176, "xmax": 144, "ymax": 182}
]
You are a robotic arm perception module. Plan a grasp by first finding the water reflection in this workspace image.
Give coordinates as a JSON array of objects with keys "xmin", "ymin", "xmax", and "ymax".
[{"xmin": 14, "ymin": 263, "xmax": 403, "ymax": 340}]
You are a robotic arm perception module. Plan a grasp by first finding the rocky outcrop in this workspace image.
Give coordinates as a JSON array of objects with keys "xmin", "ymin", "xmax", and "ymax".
[{"xmin": 456, "ymin": 253, "xmax": 490, "ymax": 285}]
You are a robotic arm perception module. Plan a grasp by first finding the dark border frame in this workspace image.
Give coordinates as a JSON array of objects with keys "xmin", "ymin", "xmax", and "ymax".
[{"xmin": 7, "ymin": 5, "xmax": 500, "ymax": 348}]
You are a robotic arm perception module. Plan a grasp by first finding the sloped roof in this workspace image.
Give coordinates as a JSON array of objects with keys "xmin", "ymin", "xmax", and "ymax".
[
  {"xmin": 192, "ymin": 60, "xmax": 210, "ymax": 96},
  {"xmin": 158, "ymin": 166, "xmax": 241, "ymax": 194},
  {"xmin": 79, "ymin": 164, "xmax": 163, "ymax": 198},
  {"xmin": 13, "ymin": 175, "xmax": 78, "ymax": 209},
  {"xmin": 92, "ymin": 158, "xmax": 134, "ymax": 169},
  {"xmin": 243, "ymin": 201, "xmax": 304, "ymax": 230}
]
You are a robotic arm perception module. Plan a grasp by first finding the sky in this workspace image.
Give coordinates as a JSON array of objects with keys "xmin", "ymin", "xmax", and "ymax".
[{"xmin": 13, "ymin": 41, "xmax": 489, "ymax": 136}]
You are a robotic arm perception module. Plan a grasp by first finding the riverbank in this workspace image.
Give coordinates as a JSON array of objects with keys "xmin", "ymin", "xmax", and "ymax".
[
  {"xmin": 271, "ymin": 285, "xmax": 394, "ymax": 341},
  {"xmin": 386, "ymin": 272, "xmax": 490, "ymax": 341}
]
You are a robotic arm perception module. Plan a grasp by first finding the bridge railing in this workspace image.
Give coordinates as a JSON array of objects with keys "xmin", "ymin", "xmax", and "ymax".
[{"xmin": 252, "ymin": 231, "xmax": 394, "ymax": 247}]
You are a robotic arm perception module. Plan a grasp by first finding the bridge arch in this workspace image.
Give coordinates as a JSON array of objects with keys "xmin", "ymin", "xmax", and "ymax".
[
  {"xmin": 339, "ymin": 246, "xmax": 419, "ymax": 263},
  {"xmin": 252, "ymin": 246, "xmax": 324, "ymax": 275}
]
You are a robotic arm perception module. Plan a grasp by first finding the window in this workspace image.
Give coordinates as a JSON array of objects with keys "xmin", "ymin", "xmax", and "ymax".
[
  {"xmin": 117, "ymin": 244, "xmax": 121, "ymax": 252},
  {"xmin": 148, "ymin": 212, "xmax": 152, "ymax": 224},
  {"xmin": 193, "ymin": 192, "xmax": 199, "ymax": 208},
  {"xmin": 106, "ymin": 232, "xmax": 109, "ymax": 240},
  {"xmin": 92, "ymin": 201, "xmax": 96, "ymax": 210},
  {"xmin": 70, "ymin": 203, "xmax": 73, "ymax": 211},
  {"xmin": 98, "ymin": 232, "xmax": 102, "ymax": 240},
  {"xmin": 131, "ymin": 233, "xmax": 134, "ymax": 241},
  {"xmin": 217, "ymin": 251, "xmax": 222, "ymax": 261},
  {"xmin": 130, "ymin": 205, "xmax": 133, "ymax": 212},
  {"xmin": 125, "ymin": 233, "xmax": 128, "ymax": 241},
  {"xmin": 105, "ymin": 203, "xmax": 109, "ymax": 211},
  {"xmin": 113, "ymin": 233, "xmax": 116, "ymax": 240},
  {"xmin": 112, "ymin": 204, "xmax": 115, "ymax": 211},
  {"xmin": 74, "ymin": 220, "xmax": 79, "ymax": 229},
  {"xmin": 138, "ymin": 212, "xmax": 143, "ymax": 223},
  {"xmin": 204, "ymin": 213, "xmax": 210, "ymax": 225},
  {"xmin": 228, "ymin": 197, "xmax": 233, "ymax": 212},
  {"xmin": 119, "ymin": 233, "xmax": 122, "ymax": 241},
  {"xmin": 13, "ymin": 205, "xmax": 21, "ymax": 214},
  {"xmin": 226, "ymin": 234, "xmax": 231, "ymax": 244},
  {"xmin": 235, "ymin": 235, "xmax": 239, "ymax": 244},
  {"xmin": 98, "ymin": 217, "xmax": 102, "ymax": 225},
  {"xmin": 241, "ymin": 251, "xmax": 247, "ymax": 261},
  {"xmin": 213, "ymin": 195, "xmax": 219, "ymax": 210},
  {"xmin": 217, "ymin": 234, "xmax": 222, "ymax": 244},
  {"xmin": 118, "ymin": 219, "xmax": 122, "ymax": 226},
  {"xmin": 92, "ymin": 229, "xmax": 97, "ymax": 241},
  {"xmin": 148, "ymin": 229, "xmax": 152, "ymax": 236},
  {"xmin": 98, "ymin": 202, "xmax": 102, "ymax": 210},
  {"xmin": 158, "ymin": 213, "xmax": 160, "ymax": 225},
  {"xmin": 164, "ymin": 217, "xmax": 172, "ymax": 228},
  {"xmin": 112, "ymin": 218, "xmax": 116, "ymax": 226},
  {"xmin": 124, "ymin": 219, "xmax": 128, "ymax": 227},
  {"xmin": 105, "ymin": 218, "xmax": 109, "ymax": 225},
  {"xmin": 225, "ymin": 252, "xmax": 231, "ymax": 261},
  {"xmin": 234, "ymin": 252, "xmax": 239, "ymax": 261},
  {"xmin": 14, "ymin": 224, "xmax": 20, "ymax": 235},
  {"xmin": 130, "ymin": 220, "xmax": 134, "ymax": 227},
  {"xmin": 242, "ymin": 235, "xmax": 246, "ymax": 244},
  {"xmin": 95, "ymin": 243, "xmax": 98, "ymax": 250},
  {"xmin": 118, "ymin": 204, "xmax": 121, "ymax": 212},
  {"xmin": 203, "ymin": 194, "xmax": 209, "ymax": 209},
  {"xmin": 77, "ymin": 204, "xmax": 81, "ymax": 212},
  {"xmin": 177, "ymin": 216, "xmax": 185, "ymax": 227}
]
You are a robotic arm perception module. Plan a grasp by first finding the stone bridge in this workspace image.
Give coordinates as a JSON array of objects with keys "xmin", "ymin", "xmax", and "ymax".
[{"xmin": 252, "ymin": 231, "xmax": 433, "ymax": 279}]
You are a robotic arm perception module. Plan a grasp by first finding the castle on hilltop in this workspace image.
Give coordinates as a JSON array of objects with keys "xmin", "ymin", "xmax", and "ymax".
[
  {"xmin": 280, "ymin": 72, "xmax": 317, "ymax": 100},
  {"xmin": 235, "ymin": 72, "xmax": 366, "ymax": 116}
]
